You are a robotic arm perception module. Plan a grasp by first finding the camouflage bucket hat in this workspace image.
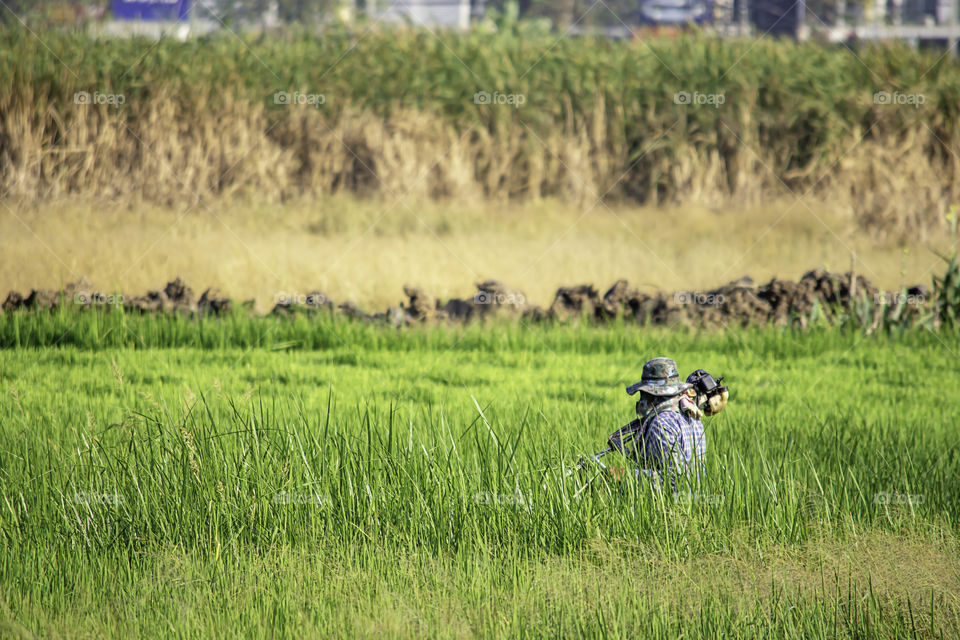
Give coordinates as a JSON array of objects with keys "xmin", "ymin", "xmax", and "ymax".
[{"xmin": 626, "ymin": 357, "xmax": 693, "ymax": 397}]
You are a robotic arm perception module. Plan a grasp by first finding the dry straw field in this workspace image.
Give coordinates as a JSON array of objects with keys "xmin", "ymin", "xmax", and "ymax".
[
  {"xmin": 1, "ymin": 26, "xmax": 959, "ymax": 240},
  {"xmin": 1, "ymin": 195, "xmax": 953, "ymax": 310},
  {"xmin": 2, "ymin": 27, "xmax": 959, "ymax": 304}
]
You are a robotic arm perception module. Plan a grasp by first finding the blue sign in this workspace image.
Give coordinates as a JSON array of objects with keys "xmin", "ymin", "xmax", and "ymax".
[{"xmin": 111, "ymin": 0, "xmax": 192, "ymax": 21}]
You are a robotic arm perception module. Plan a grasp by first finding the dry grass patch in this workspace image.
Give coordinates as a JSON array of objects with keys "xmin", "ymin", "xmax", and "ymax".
[{"xmin": 0, "ymin": 196, "xmax": 952, "ymax": 311}]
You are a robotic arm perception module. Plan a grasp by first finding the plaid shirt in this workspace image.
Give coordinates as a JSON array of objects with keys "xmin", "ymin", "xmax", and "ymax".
[
  {"xmin": 608, "ymin": 406, "xmax": 706, "ymax": 488},
  {"xmin": 637, "ymin": 409, "xmax": 706, "ymax": 488}
]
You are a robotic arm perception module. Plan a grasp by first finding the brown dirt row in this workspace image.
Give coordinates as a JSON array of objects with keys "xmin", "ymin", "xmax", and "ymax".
[{"xmin": 1, "ymin": 270, "xmax": 931, "ymax": 330}]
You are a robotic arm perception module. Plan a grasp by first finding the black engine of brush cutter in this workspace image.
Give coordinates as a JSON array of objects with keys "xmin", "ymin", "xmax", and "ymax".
[{"xmin": 686, "ymin": 369, "xmax": 729, "ymax": 416}]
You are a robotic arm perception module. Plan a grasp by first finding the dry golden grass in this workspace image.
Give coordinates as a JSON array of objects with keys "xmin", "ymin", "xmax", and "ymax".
[
  {"xmin": 3, "ymin": 89, "xmax": 956, "ymax": 241},
  {"xmin": 6, "ymin": 29, "xmax": 960, "ymax": 243},
  {"xmin": 0, "ymin": 195, "xmax": 953, "ymax": 311}
]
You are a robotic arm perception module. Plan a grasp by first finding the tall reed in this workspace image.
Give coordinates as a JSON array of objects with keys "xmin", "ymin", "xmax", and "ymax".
[{"xmin": 1, "ymin": 27, "xmax": 957, "ymax": 236}]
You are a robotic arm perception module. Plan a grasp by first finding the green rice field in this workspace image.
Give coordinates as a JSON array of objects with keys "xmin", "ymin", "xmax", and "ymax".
[{"xmin": 0, "ymin": 313, "xmax": 958, "ymax": 638}]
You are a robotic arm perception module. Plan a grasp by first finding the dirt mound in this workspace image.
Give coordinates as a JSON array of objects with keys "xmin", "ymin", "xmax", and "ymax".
[
  {"xmin": 548, "ymin": 285, "xmax": 601, "ymax": 320},
  {"xmin": 0, "ymin": 270, "xmax": 931, "ymax": 330},
  {"xmin": 528, "ymin": 270, "xmax": 920, "ymax": 329},
  {"xmin": 402, "ymin": 286, "xmax": 436, "ymax": 322},
  {"xmin": 584, "ymin": 270, "xmax": 893, "ymax": 329},
  {"xmin": 127, "ymin": 278, "xmax": 197, "ymax": 314},
  {"xmin": 270, "ymin": 291, "xmax": 332, "ymax": 317},
  {"xmin": 436, "ymin": 281, "xmax": 529, "ymax": 323},
  {"xmin": 198, "ymin": 288, "xmax": 231, "ymax": 315}
]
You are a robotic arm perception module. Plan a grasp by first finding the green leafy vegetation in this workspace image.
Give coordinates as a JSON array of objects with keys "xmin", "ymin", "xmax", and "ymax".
[{"xmin": 0, "ymin": 317, "xmax": 958, "ymax": 637}]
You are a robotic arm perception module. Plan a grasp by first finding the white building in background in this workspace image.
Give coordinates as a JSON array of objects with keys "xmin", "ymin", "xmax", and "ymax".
[
  {"xmin": 370, "ymin": 0, "xmax": 472, "ymax": 29},
  {"xmin": 96, "ymin": 0, "xmax": 219, "ymax": 39}
]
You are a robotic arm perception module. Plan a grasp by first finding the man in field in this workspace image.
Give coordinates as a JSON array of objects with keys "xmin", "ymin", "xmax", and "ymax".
[{"xmin": 608, "ymin": 357, "xmax": 707, "ymax": 488}]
